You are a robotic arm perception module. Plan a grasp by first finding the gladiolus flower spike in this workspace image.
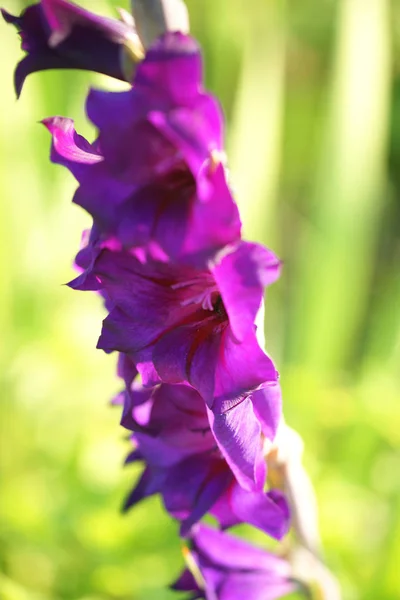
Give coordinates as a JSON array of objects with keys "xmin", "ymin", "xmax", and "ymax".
[{"xmin": 4, "ymin": 1, "xmax": 299, "ymax": 598}]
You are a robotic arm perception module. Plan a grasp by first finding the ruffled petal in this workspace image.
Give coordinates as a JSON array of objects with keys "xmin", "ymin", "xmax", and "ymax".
[
  {"xmin": 250, "ymin": 383, "xmax": 282, "ymax": 442},
  {"xmin": 212, "ymin": 327, "xmax": 278, "ymax": 412},
  {"xmin": 213, "ymin": 241, "xmax": 281, "ymax": 342}
]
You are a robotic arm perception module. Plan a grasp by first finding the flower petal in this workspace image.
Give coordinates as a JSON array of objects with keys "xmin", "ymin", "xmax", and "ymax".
[
  {"xmin": 162, "ymin": 454, "xmax": 214, "ymax": 521},
  {"xmin": 207, "ymin": 398, "xmax": 265, "ymax": 492},
  {"xmin": 212, "ymin": 327, "xmax": 278, "ymax": 412},
  {"xmin": 170, "ymin": 569, "xmax": 199, "ymax": 593},
  {"xmin": 123, "ymin": 465, "xmax": 166, "ymax": 511},
  {"xmin": 2, "ymin": 1, "xmax": 134, "ymax": 97},
  {"xmin": 213, "ymin": 241, "xmax": 281, "ymax": 342},
  {"xmin": 93, "ymin": 250, "xmax": 198, "ymax": 352},
  {"xmin": 251, "ymin": 383, "xmax": 282, "ymax": 442},
  {"xmin": 229, "ymin": 486, "xmax": 290, "ymax": 541},
  {"xmin": 192, "ymin": 524, "xmax": 292, "ymax": 574},
  {"xmin": 220, "ymin": 572, "xmax": 296, "ymax": 600},
  {"xmin": 180, "ymin": 465, "xmax": 232, "ymax": 537},
  {"xmin": 136, "ymin": 33, "xmax": 203, "ymax": 107},
  {"xmin": 152, "ymin": 320, "xmax": 221, "ymax": 402},
  {"xmin": 180, "ymin": 163, "xmax": 241, "ymax": 265},
  {"xmin": 148, "ymin": 96, "xmax": 223, "ymax": 176},
  {"xmin": 42, "ymin": 116, "xmax": 102, "ymax": 180},
  {"xmin": 154, "ymin": 323, "xmax": 276, "ymax": 412}
]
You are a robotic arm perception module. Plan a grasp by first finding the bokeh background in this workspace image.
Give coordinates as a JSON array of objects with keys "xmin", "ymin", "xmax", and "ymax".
[{"xmin": 1, "ymin": 0, "xmax": 400, "ymax": 598}]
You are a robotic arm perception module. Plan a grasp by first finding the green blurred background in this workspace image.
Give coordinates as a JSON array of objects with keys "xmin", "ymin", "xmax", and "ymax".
[{"xmin": 1, "ymin": 0, "xmax": 400, "ymax": 598}]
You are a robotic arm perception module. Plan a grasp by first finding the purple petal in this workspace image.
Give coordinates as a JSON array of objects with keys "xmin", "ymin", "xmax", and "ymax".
[
  {"xmin": 220, "ymin": 572, "xmax": 295, "ymax": 600},
  {"xmin": 209, "ymin": 487, "xmax": 240, "ymax": 530},
  {"xmin": 213, "ymin": 242, "xmax": 281, "ymax": 342},
  {"xmin": 120, "ymin": 383, "xmax": 153, "ymax": 431},
  {"xmin": 93, "ymin": 250, "xmax": 198, "ymax": 353},
  {"xmin": 116, "ymin": 352, "xmax": 138, "ymax": 388},
  {"xmin": 2, "ymin": 1, "xmax": 134, "ymax": 97},
  {"xmin": 180, "ymin": 163, "xmax": 241, "ymax": 265},
  {"xmin": 170, "ymin": 569, "xmax": 199, "ymax": 593},
  {"xmin": 40, "ymin": 0, "xmax": 133, "ymax": 44},
  {"xmin": 115, "ymin": 175, "xmax": 194, "ymax": 260},
  {"xmin": 207, "ymin": 398, "xmax": 266, "ymax": 492},
  {"xmin": 180, "ymin": 466, "xmax": 232, "ymax": 536},
  {"xmin": 124, "ymin": 448, "xmax": 143, "ymax": 465},
  {"xmin": 250, "ymin": 383, "xmax": 282, "ymax": 442},
  {"xmin": 193, "ymin": 524, "xmax": 292, "ymax": 574},
  {"xmin": 229, "ymin": 486, "xmax": 290, "ymax": 540},
  {"xmin": 211, "ymin": 327, "xmax": 278, "ymax": 412},
  {"xmin": 154, "ymin": 321, "xmax": 276, "ymax": 412},
  {"xmin": 80, "ymin": 34, "xmax": 240, "ymax": 265},
  {"xmin": 42, "ymin": 116, "xmax": 102, "ymax": 180},
  {"xmin": 134, "ymin": 431, "xmax": 194, "ymax": 467},
  {"xmin": 86, "ymin": 89, "xmax": 178, "ymax": 177},
  {"xmin": 135, "ymin": 33, "xmax": 203, "ymax": 107},
  {"xmin": 152, "ymin": 320, "xmax": 221, "ymax": 402},
  {"xmin": 148, "ymin": 95, "xmax": 224, "ymax": 176},
  {"xmin": 123, "ymin": 465, "xmax": 166, "ymax": 511},
  {"xmin": 162, "ymin": 455, "xmax": 214, "ymax": 521}
]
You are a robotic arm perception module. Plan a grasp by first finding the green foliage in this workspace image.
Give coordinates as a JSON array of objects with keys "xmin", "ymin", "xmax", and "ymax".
[{"xmin": 1, "ymin": 0, "xmax": 399, "ymax": 598}]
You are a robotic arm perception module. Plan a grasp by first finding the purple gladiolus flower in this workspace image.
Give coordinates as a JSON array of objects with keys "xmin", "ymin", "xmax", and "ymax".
[
  {"xmin": 43, "ymin": 32, "xmax": 242, "ymax": 266},
  {"xmin": 117, "ymin": 357, "xmax": 280, "ymax": 492},
  {"xmin": 172, "ymin": 524, "xmax": 296, "ymax": 600},
  {"xmin": 121, "ymin": 380, "xmax": 289, "ymax": 538},
  {"xmin": 70, "ymin": 240, "xmax": 280, "ymax": 409},
  {"xmin": 1, "ymin": 0, "xmax": 141, "ymax": 97}
]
